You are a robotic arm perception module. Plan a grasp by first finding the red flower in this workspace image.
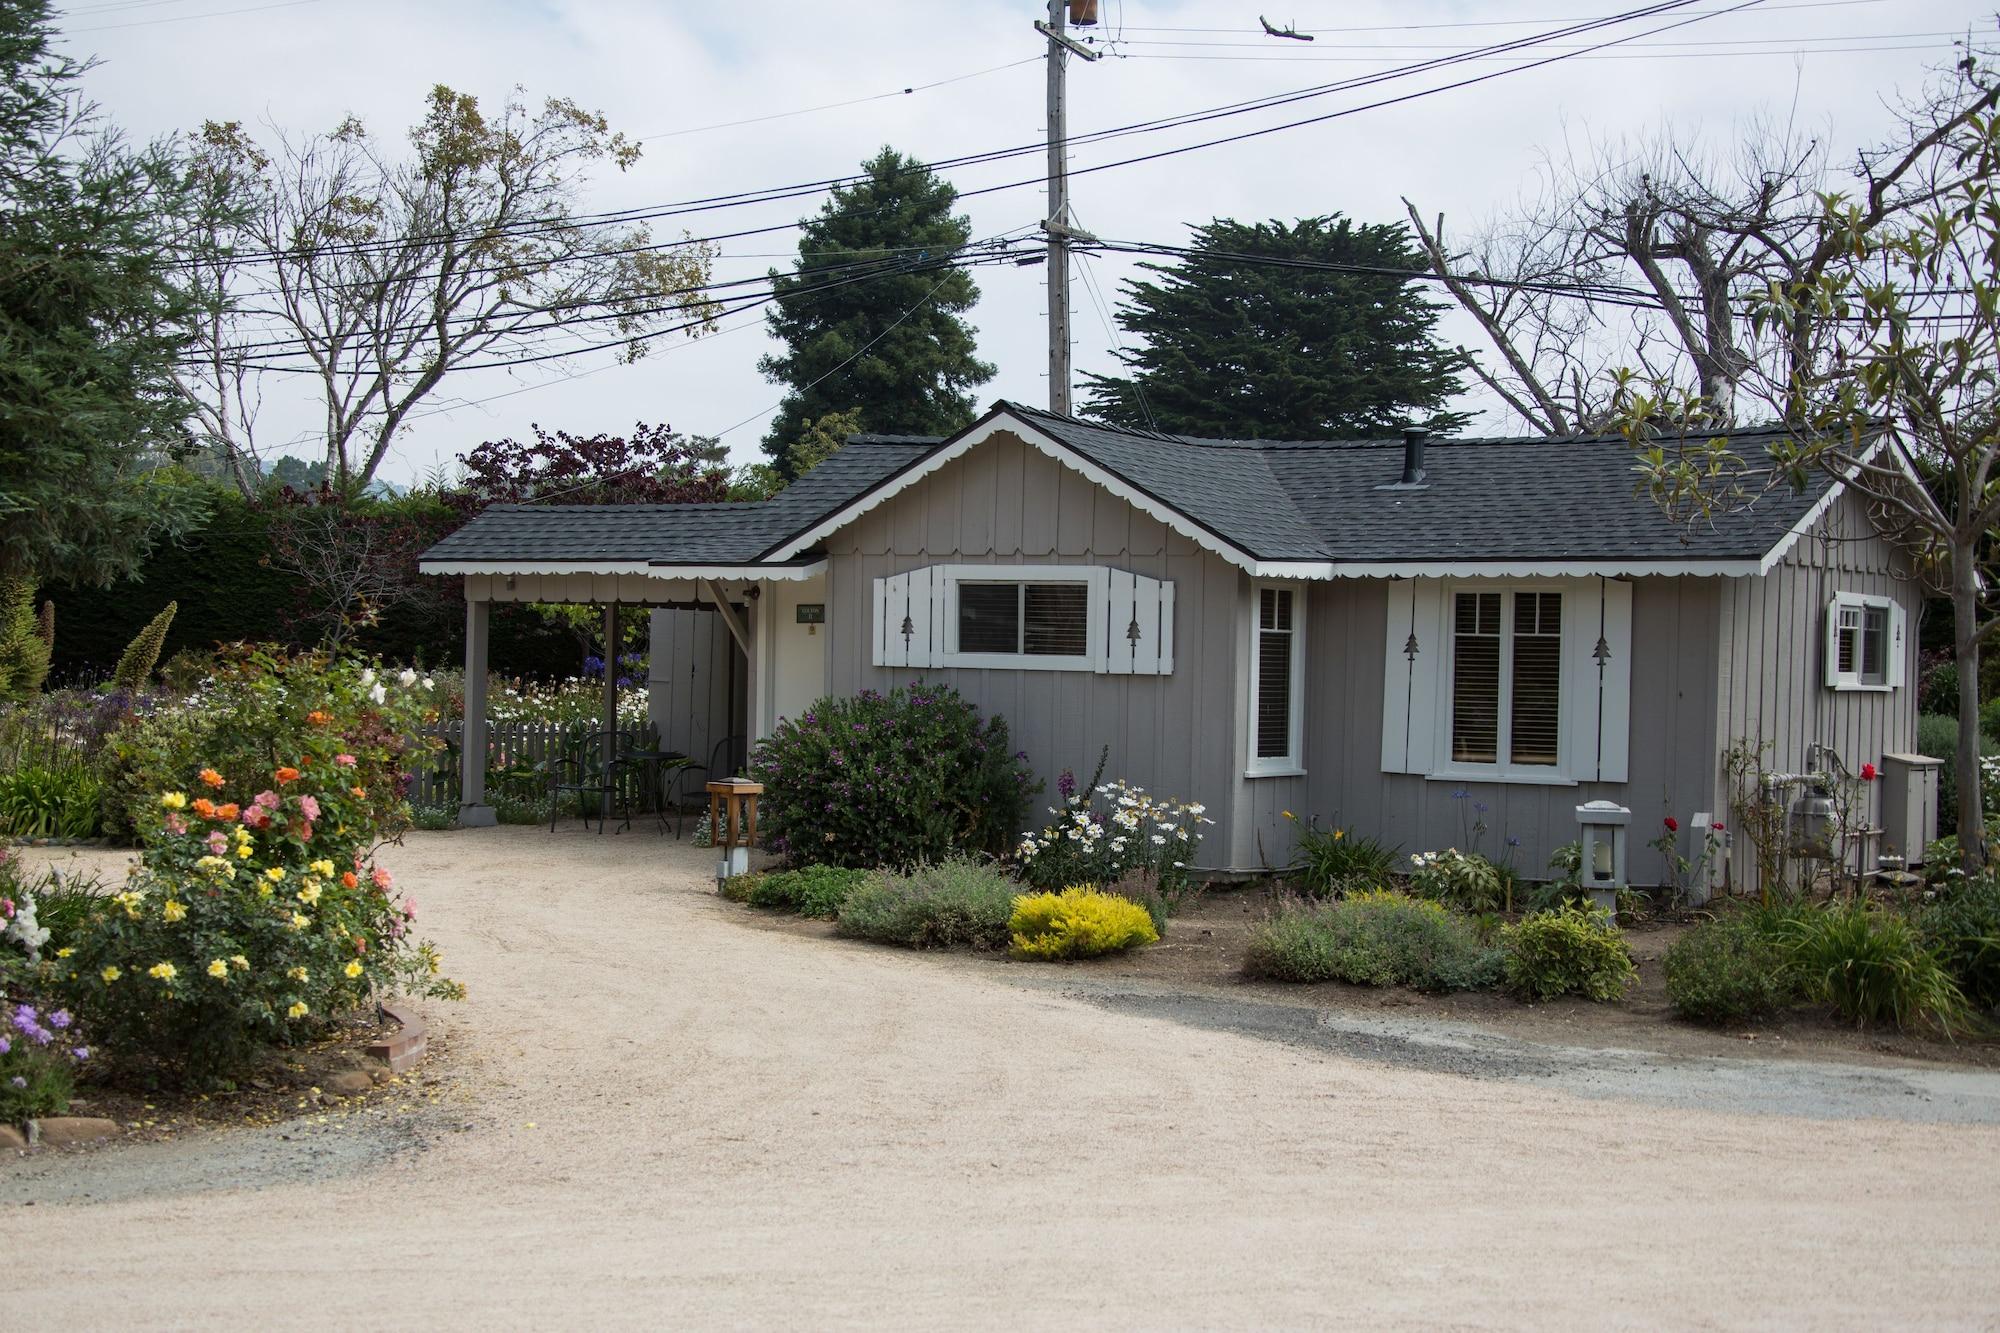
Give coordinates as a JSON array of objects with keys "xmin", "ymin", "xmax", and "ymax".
[
  {"xmin": 1860, "ymin": 762, "xmax": 1879, "ymax": 781},
  {"xmin": 1663, "ymin": 816, "xmax": 1679, "ymax": 832},
  {"xmin": 1712, "ymin": 820, "xmax": 1726, "ymax": 832}
]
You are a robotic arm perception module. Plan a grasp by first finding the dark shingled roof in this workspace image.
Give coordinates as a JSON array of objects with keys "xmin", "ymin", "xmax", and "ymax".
[
  {"xmin": 422, "ymin": 402, "xmax": 1841, "ymax": 570},
  {"xmin": 420, "ymin": 436, "xmax": 937, "ymax": 566},
  {"xmin": 996, "ymin": 401, "xmax": 1835, "ymax": 564}
]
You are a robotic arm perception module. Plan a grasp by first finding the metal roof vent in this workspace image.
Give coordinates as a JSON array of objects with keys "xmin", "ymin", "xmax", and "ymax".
[{"xmin": 1400, "ymin": 426, "xmax": 1429, "ymax": 486}]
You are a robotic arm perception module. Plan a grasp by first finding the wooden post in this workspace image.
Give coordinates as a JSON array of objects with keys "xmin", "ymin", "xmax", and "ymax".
[
  {"xmin": 459, "ymin": 595, "xmax": 497, "ymax": 826},
  {"xmin": 602, "ymin": 602, "xmax": 620, "ymax": 821}
]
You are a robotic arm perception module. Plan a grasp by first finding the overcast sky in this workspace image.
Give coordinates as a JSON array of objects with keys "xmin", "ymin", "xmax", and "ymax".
[{"xmin": 64, "ymin": 0, "xmax": 1989, "ymax": 482}]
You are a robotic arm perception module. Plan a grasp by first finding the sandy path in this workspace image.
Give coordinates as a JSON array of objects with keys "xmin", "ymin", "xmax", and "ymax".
[{"xmin": 7, "ymin": 826, "xmax": 2000, "ymax": 1330}]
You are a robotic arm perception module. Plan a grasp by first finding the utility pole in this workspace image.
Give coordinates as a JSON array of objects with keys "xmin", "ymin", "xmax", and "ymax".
[{"xmin": 1037, "ymin": 0, "xmax": 1098, "ymax": 415}]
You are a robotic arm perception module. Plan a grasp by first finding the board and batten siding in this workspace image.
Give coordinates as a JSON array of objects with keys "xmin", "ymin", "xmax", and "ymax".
[
  {"xmin": 821, "ymin": 430, "xmax": 1256, "ymax": 868},
  {"xmin": 1302, "ymin": 576, "xmax": 1724, "ymax": 885},
  {"xmin": 647, "ymin": 608, "xmax": 748, "ymax": 778},
  {"xmin": 1714, "ymin": 486, "xmax": 1922, "ymax": 884}
]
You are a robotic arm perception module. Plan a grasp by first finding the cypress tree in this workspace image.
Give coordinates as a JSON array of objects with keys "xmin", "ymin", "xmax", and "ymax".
[{"xmin": 1082, "ymin": 216, "xmax": 1470, "ymax": 439}]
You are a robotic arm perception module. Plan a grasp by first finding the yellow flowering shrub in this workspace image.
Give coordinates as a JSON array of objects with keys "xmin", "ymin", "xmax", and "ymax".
[
  {"xmin": 55, "ymin": 652, "xmax": 463, "ymax": 1085},
  {"xmin": 1008, "ymin": 886, "xmax": 1159, "ymax": 961}
]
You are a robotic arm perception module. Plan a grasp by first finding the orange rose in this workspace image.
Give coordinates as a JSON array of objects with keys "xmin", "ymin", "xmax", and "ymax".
[
  {"xmin": 350, "ymin": 786, "xmax": 367, "ymax": 799},
  {"xmin": 274, "ymin": 766, "xmax": 301, "ymax": 785},
  {"xmin": 198, "ymin": 768, "xmax": 225, "ymax": 788},
  {"xmin": 190, "ymin": 797, "xmax": 217, "ymax": 820},
  {"xmin": 341, "ymin": 871, "xmax": 359, "ymax": 889},
  {"xmin": 306, "ymin": 710, "xmax": 333, "ymax": 726},
  {"xmin": 215, "ymin": 802, "xmax": 240, "ymax": 821}
]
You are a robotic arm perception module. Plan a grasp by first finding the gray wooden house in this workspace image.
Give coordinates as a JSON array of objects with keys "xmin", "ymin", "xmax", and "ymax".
[{"xmin": 421, "ymin": 401, "xmax": 1919, "ymax": 885}]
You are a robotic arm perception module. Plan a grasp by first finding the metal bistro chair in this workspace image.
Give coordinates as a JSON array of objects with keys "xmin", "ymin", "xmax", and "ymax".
[
  {"xmin": 664, "ymin": 733, "xmax": 748, "ymax": 839},
  {"xmin": 548, "ymin": 729, "xmax": 636, "ymax": 835},
  {"xmin": 619, "ymin": 741, "xmax": 696, "ymax": 835}
]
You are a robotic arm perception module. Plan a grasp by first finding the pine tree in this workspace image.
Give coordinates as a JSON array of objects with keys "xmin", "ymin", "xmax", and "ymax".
[
  {"xmin": 1082, "ymin": 216, "xmax": 1470, "ymax": 439},
  {"xmin": 113, "ymin": 600, "xmax": 175, "ymax": 691},
  {"xmin": 758, "ymin": 148, "xmax": 994, "ymax": 476},
  {"xmin": 0, "ymin": 1, "xmax": 214, "ymax": 584}
]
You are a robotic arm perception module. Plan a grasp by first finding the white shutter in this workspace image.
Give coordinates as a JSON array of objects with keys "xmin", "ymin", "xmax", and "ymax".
[
  {"xmin": 1824, "ymin": 596, "xmax": 1845, "ymax": 689},
  {"xmin": 1102, "ymin": 569, "xmax": 1174, "ymax": 675},
  {"xmin": 872, "ymin": 568, "xmax": 942, "ymax": 668},
  {"xmin": 1887, "ymin": 599, "xmax": 1909, "ymax": 689},
  {"xmin": 1381, "ymin": 579, "xmax": 1444, "ymax": 774},
  {"xmin": 1596, "ymin": 578, "xmax": 1633, "ymax": 783},
  {"xmin": 1562, "ymin": 578, "xmax": 1633, "ymax": 783}
]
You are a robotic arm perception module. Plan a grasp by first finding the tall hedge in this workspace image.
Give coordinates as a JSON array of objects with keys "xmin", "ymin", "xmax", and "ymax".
[{"xmin": 38, "ymin": 479, "xmax": 581, "ymax": 681}]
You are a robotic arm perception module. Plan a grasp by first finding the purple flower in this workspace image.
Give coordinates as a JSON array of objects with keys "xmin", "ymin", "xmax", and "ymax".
[
  {"xmin": 12, "ymin": 1003, "xmax": 33, "ymax": 1028},
  {"xmin": 49, "ymin": 1010, "xmax": 70, "ymax": 1030},
  {"xmin": 0, "ymin": 1036, "xmax": 9, "ymax": 1056},
  {"xmin": 71, "ymin": 1046, "xmax": 88, "ymax": 1061},
  {"xmin": 1057, "ymin": 769, "xmax": 1077, "ymax": 801}
]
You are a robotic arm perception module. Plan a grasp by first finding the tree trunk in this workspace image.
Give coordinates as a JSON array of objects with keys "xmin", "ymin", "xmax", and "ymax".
[{"xmin": 1953, "ymin": 538, "xmax": 1987, "ymax": 870}]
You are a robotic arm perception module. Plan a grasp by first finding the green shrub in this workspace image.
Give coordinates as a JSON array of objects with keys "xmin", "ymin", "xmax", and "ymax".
[
  {"xmin": 1501, "ymin": 904, "xmax": 1636, "ymax": 1002},
  {"xmin": 112, "ymin": 601, "xmax": 176, "ymax": 691},
  {"xmin": 749, "ymin": 684, "xmax": 1038, "ymax": 870},
  {"xmin": 1787, "ymin": 900, "xmax": 1966, "ymax": 1032},
  {"xmin": 1285, "ymin": 814, "xmax": 1396, "ymax": 899},
  {"xmin": 1663, "ymin": 914, "xmax": 1798, "ymax": 1024},
  {"xmin": 0, "ymin": 765, "xmax": 106, "ymax": 838},
  {"xmin": 58, "ymin": 651, "xmax": 463, "ymax": 1085},
  {"xmin": 1243, "ymin": 889, "xmax": 1503, "ymax": 992},
  {"xmin": 0, "ymin": 574, "xmax": 51, "ymax": 702},
  {"xmin": 1408, "ymin": 848, "xmax": 1504, "ymax": 912},
  {"xmin": 718, "ymin": 872, "xmax": 759, "ymax": 904},
  {"xmin": 1009, "ymin": 886, "xmax": 1159, "ymax": 960},
  {"xmin": 1920, "ymin": 872, "xmax": 2000, "ymax": 1012},
  {"xmin": 408, "ymin": 800, "xmax": 458, "ymax": 832},
  {"xmin": 747, "ymin": 864, "xmax": 870, "ymax": 918},
  {"xmin": 835, "ymin": 858, "xmax": 1017, "ymax": 950}
]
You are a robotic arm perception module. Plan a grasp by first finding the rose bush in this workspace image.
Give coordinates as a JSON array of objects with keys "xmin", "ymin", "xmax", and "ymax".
[{"xmin": 53, "ymin": 651, "xmax": 463, "ymax": 1084}]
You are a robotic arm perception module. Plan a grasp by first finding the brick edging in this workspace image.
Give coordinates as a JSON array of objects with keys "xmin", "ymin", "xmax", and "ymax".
[{"xmin": 365, "ymin": 998, "xmax": 428, "ymax": 1074}]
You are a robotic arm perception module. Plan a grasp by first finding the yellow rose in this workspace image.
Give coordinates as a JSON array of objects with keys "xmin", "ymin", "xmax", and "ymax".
[
  {"xmin": 162, "ymin": 900, "xmax": 187, "ymax": 923},
  {"xmin": 236, "ymin": 845, "xmax": 253, "ymax": 860},
  {"xmin": 288, "ymin": 965, "xmax": 308, "ymax": 981},
  {"xmin": 55, "ymin": 946, "xmax": 73, "ymax": 959},
  {"xmin": 207, "ymin": 959, "xmax": 228, "ymax": 979},
  {"xmin": 343, "ymin": 959, "xmax": 364, "ymax": 979},
  {"xmin": 101, "ymin": 965, "xmax": 121, "ymax": 983},
  {"xmin": 147, "ymin": 961, "xmax": 177, "ymax": 981},
  {"xmin": 286, "ymin": 1001, "xmax": 309, "ymax": 1020},
  {"xmin": 230, "ymin": 955, "xmax": 249, "ymax": 971},
  {"xmin": 290, "ymin": 913, "xmax": 311, "ymax": 930},
  {"xmin": 264, "ymin": 866, "xmax": 286, "ymax": 883},
  {"xmin": 310, "ymin": 859, "xmax": 336, "ymax": 878},
  {"xmin": 297, "ymin": 883, "xmax": 322, "ymax": 906},
  {"xmin": 159, "ymin": 791, "xmax": 187, "ymax": 810}
]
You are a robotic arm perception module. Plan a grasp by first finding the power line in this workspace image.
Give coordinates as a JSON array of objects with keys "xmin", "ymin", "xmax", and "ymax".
[
  {"xmin": 1108, "ymin": 0, "xmax": 1885, "ymax": 35},
  {"xmin": 635, "ymin": 57, "xmax": 1040, "ymax": 141},
  {"xmin": 65, "ymin": 0, "xmax": 320, "ymax": 33},
  {"xmin": 165, "ymin": 0, "xmax": 1725, "ymax": 272}
]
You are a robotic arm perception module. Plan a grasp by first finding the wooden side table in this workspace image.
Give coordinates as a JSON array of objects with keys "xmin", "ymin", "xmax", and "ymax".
[{"xmin": 707, "ymin": 779, "xmax": 764, "ymax": 884}]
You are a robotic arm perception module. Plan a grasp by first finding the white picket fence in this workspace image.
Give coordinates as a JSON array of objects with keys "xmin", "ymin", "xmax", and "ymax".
[{"xmin": 409, "ymin": 719, "xmax": 661, "ymax": 807}]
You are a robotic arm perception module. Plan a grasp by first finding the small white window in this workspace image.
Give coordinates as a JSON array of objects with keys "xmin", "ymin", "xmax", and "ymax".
[
  {"xmin": 1247, "ymin": 585, "xmax": 1303, "ymax": 776},
  {"xmin": 1825, "ymin": 592, "xmax": 1903, "ymax": 692},
  {"xmin": 1447, "ymin": 587, "xmax": 1564, "ymax": 777},
  {"xmin": 873, "ymin": 565, "xmax": 1175, "ymax": 674}
]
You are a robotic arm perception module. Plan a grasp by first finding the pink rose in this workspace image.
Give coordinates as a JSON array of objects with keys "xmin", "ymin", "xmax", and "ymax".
[
  {"xmin": 334, "ymin": 754, "xmax": 357, "ymax": 768},
  {"xmin": 298, "ymin": 795, "xmax": 321, "ymax": 820},
  {"xmin": 1, "ymin": 898, "xmax": 13, "ymax": 919},
  {"xmin": 241, "ymin": 806, "xmax": 270, "ymax": 830},
  {"xmin": 206, "ymin": 831, "xmax": 228, "ymax": 855},
  {"xmin": 400, "ymin": 897, "xmax": 416, "ymax": 921},
  {"xmin": 164, "ymin": 813, "xmax": 187, "ymax": 835},
  {"xmin": 371, "ymin": 867, "xmax": 394, "ymax": 890},
  {"xmin": 254, "ymin": 790, "xmax": 280, "ymax": 810},
  {"xmin": 298, "ymin": 821, "xmax": 314, "ymax": 842}
]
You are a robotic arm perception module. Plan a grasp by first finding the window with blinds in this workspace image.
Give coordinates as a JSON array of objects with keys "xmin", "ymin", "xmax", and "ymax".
[
  {"xmin": 1858, "ymin": 605, "xmax": 1888, "ymax": 685},
  {"xmin": 1450, "ymin": 588, "xmax": 1562, "ymax": 772},
  {"xmin": 955, "ymin": 581, "xmax": 1090, "ymax": 657},
  {"xmin": 1253, "ymin": 587, "xmax": 1298, "ymax": 765}
]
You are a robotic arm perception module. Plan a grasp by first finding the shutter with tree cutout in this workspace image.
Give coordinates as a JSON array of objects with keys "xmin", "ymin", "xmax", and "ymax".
[
  {"xmin": 1102, "ymin": 569, "xmax": 1175, "ymax": 675},
  {"xmin": 872, "ymin": 567, "xmax": 941, "ymax": 668}
]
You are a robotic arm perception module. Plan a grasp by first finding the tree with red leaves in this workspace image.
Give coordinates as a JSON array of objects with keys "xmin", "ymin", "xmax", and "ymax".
[{"xmin": 455, "ymin": 422, "xmax": 728, "ymax": 509}]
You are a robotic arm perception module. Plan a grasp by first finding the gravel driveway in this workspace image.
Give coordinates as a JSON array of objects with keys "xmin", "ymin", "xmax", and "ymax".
[{"xmin": 7, "ymin": 826, "xmax": 2000, "ymax": 1329}]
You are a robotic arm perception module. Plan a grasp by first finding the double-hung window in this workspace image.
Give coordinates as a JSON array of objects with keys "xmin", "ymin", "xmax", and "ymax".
[
  {"xmin": 1448, "ymin": 588, "xmax": 1563, "ymax": 773},
  {"xmin": 1247, "ymin": 585, "xmax": 1303, "ymax": 776}
]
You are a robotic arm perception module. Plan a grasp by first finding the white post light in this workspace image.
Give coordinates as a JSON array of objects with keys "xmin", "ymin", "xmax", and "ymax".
[{"xmin": 1575, "ymin": 800, "xmax": 1631, "ymax": 917}]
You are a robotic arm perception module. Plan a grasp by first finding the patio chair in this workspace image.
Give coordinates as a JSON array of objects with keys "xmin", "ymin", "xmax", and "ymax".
[
  {"xmin": 547, "ymin": 729, "xmax": 636, "ymax": 835},
  {"xmin": 664, "ymin": 733, "xmax": 747, "ymax": 840}
]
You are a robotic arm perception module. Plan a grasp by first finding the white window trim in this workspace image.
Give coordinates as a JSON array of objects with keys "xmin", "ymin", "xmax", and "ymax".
[
  {"xmin": 1827, "ymin": 591, "xmax": 1896, "ymax": 693},
  {"xmin": 1246, "ymin": 582, "xmax": 1305, "ymax": 779},
  {"xmin": 937, "ymin": 564, "xmax": 1106, "ymax": 672},
  {"xmin": 1437, "ymin": 581, "xmax": 1575, "ymax": 785}
]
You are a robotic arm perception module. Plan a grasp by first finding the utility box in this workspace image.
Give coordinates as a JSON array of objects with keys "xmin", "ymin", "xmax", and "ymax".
[{"xmin": 1881, "ymin": 753, "xmax": 1943, "ymax": 865}]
